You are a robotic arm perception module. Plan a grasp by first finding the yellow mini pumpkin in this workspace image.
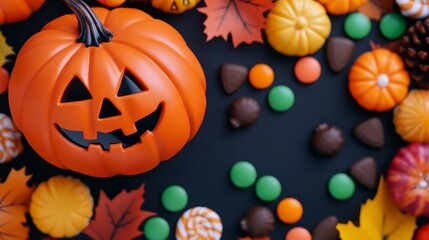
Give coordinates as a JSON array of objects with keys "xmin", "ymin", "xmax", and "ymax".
[
  {"xmin": 151, "ymin": 0, "xmax": 200, "ymax": 14},
  {"xmin": 30, "ymin": 176, "xmax": 94, "ymax": 238},
  {"xmin": 265, "ymin": 0, "xmax": 331, "ymax": 56},
  {"xmin": 317, "ymin": 0, "xmax": 368, "ymax": 15},
  {"xmin": 394, "ymin": 90, "xmax": 429, "ymax": 143}
]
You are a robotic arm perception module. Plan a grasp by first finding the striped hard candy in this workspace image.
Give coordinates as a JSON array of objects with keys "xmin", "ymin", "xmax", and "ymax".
[
  {"xmin": 176, "ymin": 207, "xmax": 222, "ymax": 240},
  {"xmin": 396, "ymin": 0, "xmax": 429, "ymax": 19},
  {"xmin": 0, "ymin": 114, "xmax": 23, "ymax": 163}
]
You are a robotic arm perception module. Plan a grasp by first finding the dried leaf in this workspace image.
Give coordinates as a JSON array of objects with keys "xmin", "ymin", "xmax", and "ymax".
[
  {"xmin": 0, "ymin": 32, "xmax": 14, "ymax": 67},
  {"xmin": 0, "ymin": 167, "xmax": 34, "ymax": 240},
  {"xmin": 337, "ymin": 177, "xmax": 417, "ymax": 240},
  {"xmin": 369, "ymin": 40, "xmax": 401, "ymax": 53},
  {"xmin": 358, "ymin": 0, "xmax": 394, "ymax": 21},
  {"xmin": 198, "ymin": 0, "xmax": 274, "ymax": 48},
  {"xmin": 84, "ymin": 184, "xmax": 155, "ymax": 240}
]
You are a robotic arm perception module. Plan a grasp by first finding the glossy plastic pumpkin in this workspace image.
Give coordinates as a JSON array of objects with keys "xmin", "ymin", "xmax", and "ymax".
[
  {"xmin": 0, "ymin": 0, "xmax": 45, "ymax": 25},
  {"xmin": 96, "ymin": 0, "xmax": 126, "ymax": 7},
  {"xmin": 387, "ymin": 143, "xmax": 429, "ymax": 216},
  {"xmin": 265, "ymin": 0, "xmax": 331, "ymax": 56},
  {"xmin": 30, "ymin": 176, "xmax": 93, "ymax": 238},
  {"xmin": 394, "ymin": 90, "xmax": 429, "ymax": 143},
  {"xmin": 151, "ymin": 0, "xmax": 200, "ymax": 14},
  {"xmin": 9, "ymin": 0, "xmax": 206, "ymax": 177},
  {"xmin": 317, "ymin": 0, "xmax": 368, "ymax": 15},
  {"xmin": 348, "ymin": 49, "xmax": 410, "ymax": 112}
]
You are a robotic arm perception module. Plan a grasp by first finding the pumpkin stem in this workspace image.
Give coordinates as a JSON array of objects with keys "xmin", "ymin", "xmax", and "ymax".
[{"xmin": 63, "ymin": 0, "xmax": 113, "ymax": 47}]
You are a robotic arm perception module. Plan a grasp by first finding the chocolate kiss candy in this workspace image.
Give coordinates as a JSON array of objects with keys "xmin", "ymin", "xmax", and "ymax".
[
  {"xmin": 349, "ymin": 157, "xmax": 378, "ymax": 189},
  {"xmin": 326, "ymin": 37, "xmax": 355, "ymax": 72},
  {"xmin": 240, "ymin": 206, "xmax": 274, "ymax": 237},
  {"xmin": 220, "ymin": 63, "xmax": 248, "ymax": 94},
  {"xmin": 229, "ymin": 97, "xmax": 260, "ymax": 128},
  {"xmin": 354, "ymin": 117, "xmax": 384, "ymax": 148},
  {"xmin": 312, "ymin": 216, "xmax": 339, "ymax": 240}
]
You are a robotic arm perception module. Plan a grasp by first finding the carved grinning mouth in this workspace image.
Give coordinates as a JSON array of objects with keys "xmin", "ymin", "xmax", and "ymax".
[{"xmin": 56, "ymin": 104, "xmax": 162, "ymax": 151}]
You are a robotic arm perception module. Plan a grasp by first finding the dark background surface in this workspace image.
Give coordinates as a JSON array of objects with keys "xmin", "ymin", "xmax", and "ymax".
[{"xmin": 0, "ymin": 0, "xmax": 425, "ymax": 239}]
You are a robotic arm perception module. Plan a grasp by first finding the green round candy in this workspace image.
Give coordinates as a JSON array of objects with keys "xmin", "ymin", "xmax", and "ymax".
[
  {"xmin": 144, "ymin": 217, "xmax": 170, "ymax": 240},
  {"xmin": 230, "ymin": 161, "xmax": 257, "ymax": 188},
  {"xmin": 268, "ymin": 85, "xmax": 295, "ymax": 112},
  {"xmin": 379, "ymin": 13, "xmax": 406, "ymax": 39},
  {"xmin": 255, "ymin": 175, "xmax": 282, "ymax": 202},
  {"xmin": 161, "ymin": 185, "xmax": 188, "ymax": 212},
  {"xmin": 328, "ymin": 173, "xmax": 355, "ymax": 200},
  {"xmin": 344, "ymin": 12, "xmax": 372, "ymax": 40}
]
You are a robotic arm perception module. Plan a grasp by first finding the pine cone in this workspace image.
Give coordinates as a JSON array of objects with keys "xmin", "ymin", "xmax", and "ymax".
[{"xmin": 399, "ymin": 18, "xmax": 429, "ymax": 89}]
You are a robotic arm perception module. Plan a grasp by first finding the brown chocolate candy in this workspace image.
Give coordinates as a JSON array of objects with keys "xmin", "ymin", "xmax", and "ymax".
[
  {"xmin": 240, "ymin": 206, "xmax": 274, "ymax": 237},
  {"xmin": 311, "ymin": 124, "xmax": 344, "ymax": 157},
  {"xmin": 326, "ymin": 37, "xmax": 355, "ymax": 72},
  {"xmin": 349, "ymin": 157, "xmax": 378, "ymax": 189},
  {"xmin": 312, "ymin": 216, "xmax": 339, "ymax": 240},
  {"xmin": 220, "ymin": 63, "xmax": 248, "ymax": 94},
  {"xmin": 229, "ymin": 97, "xmax": 260, "ymax": 128},
  {"xmin": 354, "ymin": 117, "xmax": 384, "ymax": 149}
]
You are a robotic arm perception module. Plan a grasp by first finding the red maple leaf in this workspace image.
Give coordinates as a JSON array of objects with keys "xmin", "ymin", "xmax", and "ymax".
[
  {"xmin": 83, "ymin": 184, "xmax": 155, "ymax": 240},
  {"xmin": 198, "ymin": 0, "xmax": 274, "ymax": 48}
]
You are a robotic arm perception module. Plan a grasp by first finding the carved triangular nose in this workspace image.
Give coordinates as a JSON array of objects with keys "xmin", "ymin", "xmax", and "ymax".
[{"xmin": 99, "ymin": 98, "xmax": 121, "ymax": 119}]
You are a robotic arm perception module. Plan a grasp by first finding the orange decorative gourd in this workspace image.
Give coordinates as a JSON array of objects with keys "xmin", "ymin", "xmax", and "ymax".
[
  {"xmin": 394, "ymin": 90, "xmax": 429, "ymax": 143},
  {"xmin": 387, "ymin": 143, "xmax": 429, "ymax": 216},
  {"xmin": 349, "ymin": 49, "xmax": 410, "ymax": 112},
  {"xmin": 0, "ymin": 0, "xmax": 45, "ymax": 25},
  {"xmin": 317, "ymin": 0, "xmax": 368, "ymax": 15},
  {"xmin": 9, "ymin": 0, "xmax": 206, "ymax": 177}
]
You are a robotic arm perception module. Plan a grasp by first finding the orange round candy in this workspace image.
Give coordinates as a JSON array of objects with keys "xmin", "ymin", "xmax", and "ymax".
[
  {"xmin": 285, "ymin": 227, "xmax": 312, "ymax": 240},
  {"xmin": 294, "ymin": 57, "xmax": 321, "ymax": 84},
  {"xmin": 249, "ymin": 63, "xmax": 275, "ymax": 89},
  {"xmin": 277, "ymin": 198, "xmax": 303, "ymax": 224}
]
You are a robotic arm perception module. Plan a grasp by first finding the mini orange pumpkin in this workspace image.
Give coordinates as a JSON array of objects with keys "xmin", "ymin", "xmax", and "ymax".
[
  {"xmin": 349, "ymin": 49, "xmax": 410, "ymax": 112},
  {"xmin": 96, "ymin": 0, "xmax": 126, "ymax": 7},
  {"xmin": 317, "ymin": 0, "xmax": 368, "ymax": 15},
  {"xmin": 0, "ymin": 0, "xmax": 45, "ymax": 25},
  {"xmin": 387, "ymin": 143, "xmax": 429, "ymax": 216},
  {"xmin": 9, "ymin": 0, "xmax": 206, "ymax": 177}
]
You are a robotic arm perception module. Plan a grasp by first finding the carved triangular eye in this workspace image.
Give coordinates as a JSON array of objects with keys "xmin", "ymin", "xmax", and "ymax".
[
  {"xmin": 61, "ymin": 77, "xmax": 92, "ymax": 103},
  {"xmin": 171, "ymin": 1, "xmax": 178, "ymax": 11},
  {"xmin": 117, "ymin": 71, "xmax": 146, "ymax": 97}
]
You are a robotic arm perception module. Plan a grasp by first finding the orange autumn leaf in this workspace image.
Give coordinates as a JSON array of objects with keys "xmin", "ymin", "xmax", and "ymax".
[
  {"xmin": 358, "ymin": 0, "xmax": 394, "ymax": 20},
  {"xmin": 198, "ymin": 0, "xmax": 274, "ymax": 48},
  {"xmin": 0, "ymin": 167, "xmax": 34, "ymax": 240},
  {"xmin": 83, "ymin": 184, "xmax": 155, "ymax": 240}
]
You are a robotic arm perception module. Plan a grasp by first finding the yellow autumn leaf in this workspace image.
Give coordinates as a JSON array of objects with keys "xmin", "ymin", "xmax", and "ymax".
[
  {"xmin": 0, "ymin": 31, "xmax": 14, "ymax": 67},
  {"xmin": 337, "ymin": 177, "xmax": 417, "ymax": 240}
]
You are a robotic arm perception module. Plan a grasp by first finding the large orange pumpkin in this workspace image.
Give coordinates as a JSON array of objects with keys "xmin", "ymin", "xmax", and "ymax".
[
  {"xmin": 9, "ymin": 0, "xmax": 206, "ymax": 177},
  {"xmin": 317, "ymin": 0, "xmax": 368, "ymax": 15},
  {"xmin": 349, "ymin": 49, "xmax": 410, "ymax": 112},
  {"xmin": 387, "ymin": 143, "xmax": 429, "ymax": 216},
  {"xmin": 0, "ymin": 0, "xmax": 45, "ymax": 25}
]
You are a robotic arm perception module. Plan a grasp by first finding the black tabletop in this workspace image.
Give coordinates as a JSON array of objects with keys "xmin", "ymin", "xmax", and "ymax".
[{"xmin": 0, "ymin": 0, "xmax": 424, "ymax": 239}]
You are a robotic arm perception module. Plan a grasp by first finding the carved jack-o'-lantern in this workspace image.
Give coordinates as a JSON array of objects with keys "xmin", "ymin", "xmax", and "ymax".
[
  {"xmin": 9, "ymin": 0, "xmax": 206, "ymax": 177},
  {"xmin": 151, "ymin": 0, "xmax": 200, "ymax": 14}
]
